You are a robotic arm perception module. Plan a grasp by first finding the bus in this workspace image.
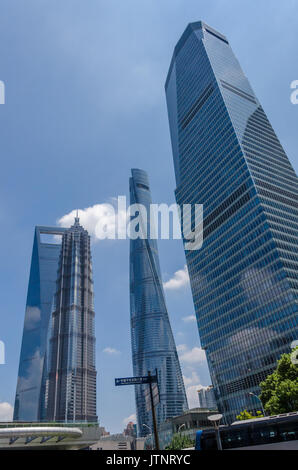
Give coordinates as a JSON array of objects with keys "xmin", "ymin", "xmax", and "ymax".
[{"xmin": 195, "ymin": 412, "xmax": 298, "ymax": 450}]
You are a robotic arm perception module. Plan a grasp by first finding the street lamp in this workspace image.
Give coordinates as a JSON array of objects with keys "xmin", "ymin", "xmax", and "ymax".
[
  {"xmin": 208, "ymin": 414, "xmax": 223, "ymax": 450},
  {"xmin": 178, "ymin": 424, "xmax": 185, "ymax": 434},
  {"xmin": 248, "ymin": 392, "xmax": 266, "ymax": 417},
  {"xmin": 142, "ymin": 424, "xmax": 153, "ymax": 450}
]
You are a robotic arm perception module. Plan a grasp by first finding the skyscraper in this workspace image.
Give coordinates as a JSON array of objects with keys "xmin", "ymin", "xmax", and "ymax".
[
  {"xmin": 197, "ymin": 386, "xmax": 217, "ymax": 410},
  {"xmin": 165, "ymin": 22, "xmax": 298, "ymax": 422},
  {"xmin": 46, "ymin": 216, "xmax": 97, "ymax": 422},
  {"xmin": 14, "ymin": 226, "xmax": 66, "ymax": 421},
  {"xmin": 129, "ymin": 169, "xmax": 188, "ymax": 436}
]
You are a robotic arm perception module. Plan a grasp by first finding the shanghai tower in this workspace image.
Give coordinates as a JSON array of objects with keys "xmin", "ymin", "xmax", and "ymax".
[
  {"xmin": 129, "ymin": 169, "xmax": 188, "ymax": 435},
  {"xmin": 46, "ymin": 216, "xmax": 97, "ymax": 422},
  {"xmin": 165, "ymin": 22, "xmax": 298, "ymax": 422}
]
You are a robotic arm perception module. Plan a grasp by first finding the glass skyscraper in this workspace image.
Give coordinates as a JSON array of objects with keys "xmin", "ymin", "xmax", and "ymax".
[
  {"xmin": 14, "ymin": 226, "xmax": 66, "ymax": 421},
  {"xmin": 129, "ymin": 169, "xmax": 188, "ymax": 435},
  {"xmin": 165, "ymin": 22, "xmax": 298, "ymax": 422},
  {"xmin": 46, "ymin": 216, "xmax": 97, "ymax": 422}
]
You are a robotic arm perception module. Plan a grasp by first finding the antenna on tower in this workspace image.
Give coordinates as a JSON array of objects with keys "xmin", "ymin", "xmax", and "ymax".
[{"xmin": 75, "ymin": 209, "xmax": 80, "ymax": 225}]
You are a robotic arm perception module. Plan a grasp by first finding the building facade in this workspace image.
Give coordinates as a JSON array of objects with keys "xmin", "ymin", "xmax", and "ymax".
[
  {"xmin": 46, "ymin": 216, "xmax": 97, "ymax": 422},
  {"xmin": 197, "ymin": 386, "xmax": 217, "ymax": 410},
  {"xmin": 124, "ymin": 421, "xmax": 137, "ymax": 438},
  {"xmin": 14, "ymin": 226, "xmax": 66, "ymax": 421},
  {"xmin": 91, "ymin": 433, "xmax": 137, "ymax": 451},
  {"xmin": 165, "ymin": 22, "xmax": 298, "ymax": 422},
  {"xmin": 129, "ymin": 168, "xmax": 188, "ymax": 435},
  {"xmin": 158, "ymin": 407, "xmax": 215, "ymax": 449}
]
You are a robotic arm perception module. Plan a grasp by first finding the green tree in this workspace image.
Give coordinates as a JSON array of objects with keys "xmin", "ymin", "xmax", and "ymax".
[
  {"xmin": 236, "ymin": 409, "xmax": 263, "ymax": 421},
  {"xmin": 165, "ymin": 433, "xmax": 194, "ymax": 450},
  {"xmin": 259, "ymin": 347, "xmax": 298, "ymax": 415}
]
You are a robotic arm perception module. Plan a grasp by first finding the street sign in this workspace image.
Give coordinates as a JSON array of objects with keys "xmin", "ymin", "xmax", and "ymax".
[
  {"xmin": 114, "ymin": 370, "xmax": 160, "ymax": 450},
  {"xmin": 115, "ymin": 375, "xmax": 157, "ymax": 386}
]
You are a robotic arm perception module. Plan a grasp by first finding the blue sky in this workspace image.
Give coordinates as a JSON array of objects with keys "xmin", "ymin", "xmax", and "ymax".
[{"xmin": 0, "ymin": 0, "xmax": 297, "ymax": 433}]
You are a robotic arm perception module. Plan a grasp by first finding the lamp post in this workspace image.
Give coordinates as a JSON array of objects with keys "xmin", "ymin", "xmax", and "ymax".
[
  {"xmin": 208, "ymin": 414, "xmax": 223, "ymax": 450},
  {"xmin": 178, "ymin": 423, "xmax": 185, "ymax": 434},
  {"xmin": 147, "ymin": 370, "xmax": 160, "ymax": 450},
  {"xmin": 177, "ymin": 423, "xmax": 186, "ymax": 448},
  {"xmin": 248, "ymin": 392, "xmax": 266, "ymax": 417},
  {"xmin": 142, "ymin": 424, "xmax": 153, "ymax": 450}
]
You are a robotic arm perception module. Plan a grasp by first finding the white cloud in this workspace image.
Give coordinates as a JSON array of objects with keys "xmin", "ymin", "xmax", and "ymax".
[
  {"xmin": 24, "ymin": 306, "xmax": 41, "ymax": 330},
  {"xmin": 123, "ymin": 414, "xmax": 136, "ymax": 426},
  {"xmin": 163, "ymin": 265, "xmax": 189, "ymax": 291},
  {"xmin": 176, "ymin": 344, "xmax": 187, "ymax": 352},
  {"xmin": 197, "ymin": 385, "xmax": 210, "ymax": 392},
  {"xmin": 103, "ymin": 347, "xmax": 121, "ymax": 355},
  {"xmin": 182, "ymin": 315, "xmax": 196, "ymax": 323},
  {"xmin": 179, "ymin": 346, "xmax": 206, "ymax": 365},
  {"xmin": 176, "ymin": 332, "xmax": 185, "ymax": 339},
  {"xmin": 57, "ymin": 203, "xmax": 127, "ymax": 242},
  {"xmin": 0, "ymin": 402, "xmax": 13, "ymax": 421},
  {"xmin": 183, "ymin": 372, "xmax": 204, "ymax": 409},
  {"xmin": 183, "ymin": 371, "xmax": 200, "ymax": 387}
]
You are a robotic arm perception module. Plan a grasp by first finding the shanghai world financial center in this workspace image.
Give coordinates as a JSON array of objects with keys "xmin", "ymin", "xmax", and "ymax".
[
  {"xmin": 14, "ymin": 21, "xmax": 298, "ymax": 429},
  {"xmin": 14, "ymin": 226, "xmax": 67, "ymax": 422}
]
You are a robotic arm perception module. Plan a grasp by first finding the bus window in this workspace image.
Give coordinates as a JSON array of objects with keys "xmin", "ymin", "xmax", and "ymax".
[
  {"xmin": 250, "ymin": 425, "xmax": 278, "ymax": 445},
  {"xmin": 201, "ymin": 432, "xmax": 217, "ymax": 450},
  {"xmin": 278, "ymin": 422, "xmax": 298, "ymax": 441},
  {"xmin": 222, "ymin": 428, "xmax": 250, "ymax": 449}
]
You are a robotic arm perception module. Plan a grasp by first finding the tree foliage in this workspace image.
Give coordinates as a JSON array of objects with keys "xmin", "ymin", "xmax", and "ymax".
[
  {"xmin": 236, "ymin": 409, "xmax": 263, "ymax": 421},
  {"xmin": 165, "ymin": 433, "xmax": 194, "ymax": 450},
  {"xmin": 259, "ymin": 347, "xmax": 298, "ymax": 415}
]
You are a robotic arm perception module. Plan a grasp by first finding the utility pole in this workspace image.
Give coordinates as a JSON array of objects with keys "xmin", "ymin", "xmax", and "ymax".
[
  {"xmin": 148, "ymin": 370, "xmax": 160, "ymax": 450},
  {"xmin": 115, "ymin": 371, "xmax": 160, "ymax": 450}
]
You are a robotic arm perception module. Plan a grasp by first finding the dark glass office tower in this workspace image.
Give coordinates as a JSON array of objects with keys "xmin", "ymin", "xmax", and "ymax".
[
  {"xmin": 46, "ymin": 216, "xmax": 97, "ymax": 422},
  {"xmin": 14, "ymin": 226, "xmax": 66, "ymax": 421},
  {"xmin": 165, "ymin": 22, "xmax": 298, "ymax": 422},
  {"xmin": 129, "ymin": 169, "xmax": 188, "ymax": 436}
]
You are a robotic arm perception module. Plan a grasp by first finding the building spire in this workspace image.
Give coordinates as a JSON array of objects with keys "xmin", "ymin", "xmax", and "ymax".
[{"xmin": 74, "ymin": 209, "xmax": 80, "ymax": 226}]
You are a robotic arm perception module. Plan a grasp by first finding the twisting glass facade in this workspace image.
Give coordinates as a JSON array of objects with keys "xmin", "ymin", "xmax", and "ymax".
[
  {"xmin": 129, "ymin": 169, "xmax": 188, "ymax": 435},
  {"xmin": 46, "ymin": 217, "xmax": 97, "ymax": 422},
  {"xmin": 14, "ymin": 226, "xmax": 66, "ymax": 421},
  {"xmin": 165, "ymin": 22, "xmax": 298, "ymax": 422}
]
